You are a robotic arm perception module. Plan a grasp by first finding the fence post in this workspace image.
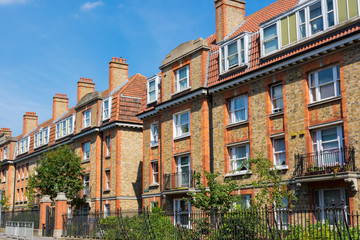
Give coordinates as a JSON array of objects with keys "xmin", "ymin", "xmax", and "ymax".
[
  {"xmin": 39, "ymin": 195, "xmax": 52, "ymax": 237},
  {"xmin": 53, "ymin": 192, "xmax": 68, "ymax": 238}
]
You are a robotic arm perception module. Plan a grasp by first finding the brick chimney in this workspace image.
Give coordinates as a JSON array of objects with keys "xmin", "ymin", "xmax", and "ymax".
[
  {"xmin": 77, "ymin": 78, "xmax": 95, "ymax": 103},
  {"xmin": 215, "ymin": 0, "xmax": 246, "ymax": 42},
  {"xmin": 0, "ymin": 128, "xmax": 11, "ymax": 137},
  {"xmin": 109, "ymin": 57, "xmax": 129, "ymax": 92},
  {"xmin": 53, "ymin": 93, "xmax": 69, "ymax": 120},
  {"xmin": 23, "ymin": 112, "xmax": 38, "ymax": 135}
]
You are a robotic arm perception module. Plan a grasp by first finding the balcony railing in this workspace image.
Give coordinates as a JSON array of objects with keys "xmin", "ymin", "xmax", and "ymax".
[
  {"xmin": 163, "ymin": 171, "xmax": 196, "ymax": 191},
  {"xmin": 294, "ymin": 147, "xmax": 355, "ymax": 177}
]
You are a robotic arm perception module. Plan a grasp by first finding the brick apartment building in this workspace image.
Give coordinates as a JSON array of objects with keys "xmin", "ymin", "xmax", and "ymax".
[
  {"xmin": 0, "ymin": 57, "xmax": 145, "ymax": 214},
  {"xmin": 138, "ymin": 0, "xmax": 360, "ymax": 224}
]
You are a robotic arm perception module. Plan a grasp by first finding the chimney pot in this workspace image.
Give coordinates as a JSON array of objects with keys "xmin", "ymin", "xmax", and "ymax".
[
  {"xmin": 23, "ymin": 112, "xmax": 38, "ymax": 135},
  {"xmin": 109, "ymin": 56, "xmax": 129, "ymax": 92},
  {"xmin": 77, "ymin": 77, "xmax": 95, "ymax": 103},
  {"xmin": 53, "ymin": 93, "xmax": 69, "ymax": 120}
]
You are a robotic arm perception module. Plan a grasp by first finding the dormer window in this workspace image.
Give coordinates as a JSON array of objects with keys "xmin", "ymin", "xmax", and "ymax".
[
  {"xmin": 262, "ymin": 24, "xmax": 279, "ymax": 55},
  {"xmin": 220, "ymin": 35, "xmax": 249, "ymax": 74},
  {"xmin": 147, "ymin": 75, "xmax": 160, "ymax": 104},
  {"xmin": 34, "ymin": 127, "xmax": 50, "ymax": 148},
  {"xmin": 175, "ymin": 66, "xmax": 190, "ymax": 93},
  {"xmin": 83, "ymin": 110, "xmax": 91, "ymax": 129},
  {"xmin": 102, "ymin": 97, "xmax": 112, "ymax": 120},
  {"xmin": 55, "ymin": 115, "xmax": 75, "ymax": 140},
  {"xmin": 17, "ymin": 137, "xmax": 30, "ymax": 155}
]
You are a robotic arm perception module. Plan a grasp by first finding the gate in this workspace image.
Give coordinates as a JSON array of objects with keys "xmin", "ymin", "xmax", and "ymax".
[{"xmin": 43, "ymin": 206, "xmax": 55, "ymax": 237}]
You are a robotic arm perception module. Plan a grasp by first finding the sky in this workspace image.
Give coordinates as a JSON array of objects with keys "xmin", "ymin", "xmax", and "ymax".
[{"xmin": 0, "ymin": 0, "xmax": 278, "ymax": 137}]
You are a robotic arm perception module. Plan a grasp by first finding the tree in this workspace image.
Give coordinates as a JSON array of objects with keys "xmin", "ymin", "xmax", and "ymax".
[
  {"xmin": 187, "ymin": 171, "xmax": 240, "ymax": 212},
  {"xmin": 26, "ymin": 145, "xmax": 85, "ymax": 202}
]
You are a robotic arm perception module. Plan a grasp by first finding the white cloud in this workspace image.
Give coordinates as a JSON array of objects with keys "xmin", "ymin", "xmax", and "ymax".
[
  {"xmin": 81, "ymin": 0, "xmax": 103, "ymax": 11},
  {"xmin": 0, "ymin": 0, "xmax": 27, "ymax": 5}
]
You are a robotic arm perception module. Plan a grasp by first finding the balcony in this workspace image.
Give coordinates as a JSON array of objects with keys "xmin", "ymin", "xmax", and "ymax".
[
  {"xmin": 163, "ymin": 171, "xmax": 196, "ymax": 191},
  {"xmin": 294, "ymin": 147, "xmax": 355, "ymax": 177}
]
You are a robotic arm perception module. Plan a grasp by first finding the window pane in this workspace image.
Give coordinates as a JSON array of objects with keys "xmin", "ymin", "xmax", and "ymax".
[
  {"xmin": 235, "ymin": 146, "xmax": 247, "ymax": 158},
  {"xmin": 327, "ymin": 0, "xmax": 334, "ymax": 11},
  {"xmin": 180, "ymin": 112, "xmax": 189, "ymax": 124},
  {"xmin": 275, "ymin": 139, "xmax": 285, "ymax": 151},
  {"xmin": 149, "ymin": 81, "xmax": 155, "ymax": 91},
  {"xmin": 318, "ymin": 68, "xmax": 334, "ymax": 85},
  {"xmin": 323, "ymin": 141, "xmax": 339, "ymax": 149},
  {"xmin": 179, "ymin": 79, "xmax": 188, "ymax": 90},
  {"xmin": 273, "ymin": 98, "xmax": 283, "ymax": 109},
  {"xmin": 322, "ymin": 128, "xmax": 337, "ymax": 142},
  {"xmin": 234, "ymin": 96, "xmax": 246, "ymax": 110},
  {"xmin": 228, "ymin": 42, "xmax": 238, "ymax": 56},
  {"xmin": 299, "ymin": 9, "xmax": 306, "ymax": 23},
  {"xmin": 235, "ymin": 109, "xmax": 246, "ymax": 122},
  {"xmin": 311, "ymin": 17, "xmax": 324, "ymax": 34},
  {"xmin": 324, "ymin": 189, "xmax": 342, "ymax": 207},
  {"xmin": 149, "ymin": 91, "xmax": 156, "ymax": 102},
  {"xmin": 328, "ymin": 12, "xmax": 335, "ymax": 27},
  {"xmin": 180, "ymin": 156, "xmax": 189, "ymax": 165},
  {"xmin": 264, "ymin": 39, "xmax": 278, "ymax": 54},
  {"xmin": 300, "ymin": 25, "xmax": 306, "ymax": 39},
  {"xmin": 228, "ymin": 54, "xmax": 239, "ymax": 67},
  {"xmin": 181, "ymin": 124, "xmax": 189, "ymax": 134},
  {"xmin": 272, "ymin": 85, "xmax": 283, "ymax": 99},
  {"xmin": 320, "ymin": 84, "xmax": 335, "ymax": 99},
  {"xmin": 310, "ymin": 2, "xmax": 322, "ymax": 19},
  {"xmin": 264, "ymin": 25, "xmax": 277, "ymax": 41},
  {"xmin": 179, "ymin": 68, "xmax": 187, "ymax": 79}
]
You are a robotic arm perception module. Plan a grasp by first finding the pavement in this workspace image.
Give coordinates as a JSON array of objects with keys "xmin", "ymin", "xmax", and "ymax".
[{"xmin": 0, "ymin": 232, "xmax": 56, "ymax": 239}]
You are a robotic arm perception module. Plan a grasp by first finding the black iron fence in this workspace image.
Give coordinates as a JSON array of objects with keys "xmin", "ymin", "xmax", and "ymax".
[
  {"xmin": 294, "ymin": 146, "xmax": 355, "ymax": 177},
  {"xmin": 1, "ymin": 209, "xmax": 40, "ymax": 229},
  {"xmin": 163, "ymin": 171, "xmax": 196, "ymax": 190},
  {"xmin": 62, "ymin": 205, "xmax": 360, "ymax": 239}
]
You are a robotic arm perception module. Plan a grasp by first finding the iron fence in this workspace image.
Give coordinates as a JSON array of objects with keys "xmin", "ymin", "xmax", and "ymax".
[
  {"xmin": 163, "ymin": 171, "xmax": 196, "ymax": 190},
  {"xmin": 62, "ymin": 204, "xmax": 360, "ymax": 239},
  {"xmin": 294, "ymin": 146, "xmax": 355, "ymax": 177},
  {"xmin": 1, "ymin": 209, "xmax": 40, "ymax": 229}
]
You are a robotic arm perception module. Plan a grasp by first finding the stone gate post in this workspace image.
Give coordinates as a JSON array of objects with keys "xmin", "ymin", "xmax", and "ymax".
[
  {"xmin": 39, "ymin": 195, "xmax": 52, "ymax": 236},
  {"xmin": 53, "ymin": 192, "xmax": 67, "ymax": 238}
]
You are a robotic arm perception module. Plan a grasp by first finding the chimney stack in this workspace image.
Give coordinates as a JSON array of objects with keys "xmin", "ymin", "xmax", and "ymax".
[
  {"xmin": 53, "ymin": 93, "xmax": 69, "ymax": 120},
  {"xmin": 215, "ymin": 0, "xmax": 246, "ymax": 42},
  {"xmin": 23, "ymin": 112, "xmax": 38, "ymax": 135},
  {"xmin": 0, "ymin": 128, "xmax": 11, "ymax": 137},
  {"xmin": 109, "ymin": 57, "xmax": 129, "ymax": 92},
  {"xmin": 77, "ymin": 78, "xmax": 95, "ymax": 103}
]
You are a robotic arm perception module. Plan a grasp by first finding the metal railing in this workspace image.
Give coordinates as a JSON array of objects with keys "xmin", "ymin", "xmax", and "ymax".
[
  {"xmin": 1, "ymin": 209, "xmax": 40, "ymax": 229},
  {"xmin": 294, "ymin": 146, "xmax": 355, "ymax": 177},
  {"xmin": 163, "ymin": 171, "xmax": 196, "ymax": 190},
  {"xmin": 5, "ymin": 221, "xmax": 34, "ymax": 240}
]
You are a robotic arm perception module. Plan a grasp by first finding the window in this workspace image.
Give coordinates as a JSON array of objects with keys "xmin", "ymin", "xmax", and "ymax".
[
  {"xmin": 229, "ymin": 144, "xmax": 250, "ymax": 174},
  {"xmin": 105, "ymin": 170, "xmax": 110, "ymax": 190},
  {"xmin": 105, "ymin": 136, "xmax": 111, "ymax": 156},
  {"xmin": 68, "ymin": 207, "xmax": 72, "ymax": 219},
  {"xmin": 219, "ymin": 35, "xmax": 249, "ymax": 73},
  {"xmin": 176, "ymin": 155, "xmax": 191, "ymax": 188},
  {"xmin": 34, "ymin": 127, "xmax": 50, "ymax": 148},
  {"xmin": 17, "ymin": 137, "xmax": 30, "ymax": 155},
  {"xmin": 55, "ymin": 115, "xmax": 75, "ymax": 139},
  {"xmin": 174, "ymin": 200, "xmax": 191, "ymax": 227},
  {"xmin": 102, "ymin": 97, "xmax": 112, "ymax": 120},
  {"xmin": 274, "ymin": 197, "xmax": 289, "ymax": 229},
  {"xmin": 175, "ymin": 65, "xmax": 190, "ymax": 92},
  {"xmin": 298, "ymin": 9, "xmax": 307, "ymax": 39},
  {"xmin": 150, "ymin": 123, "xmax": 159, "ymax": 146},
  {"xmin": 228, "ymin": 95, "xmax": 248, "ymax": 124},
  {"xmin": 240, "ymin": 194, "xmax": 251, "ymax": 208},
  {"xmin": 311, "ymin": 125, "xmax": 343, "ymax": 167},
  {"xmin": 16, "ymin": 189, "xmax": 19, "ymax": 202},
  {"xmin": 3, "ymin": 147, "xmax": 7, "ymax": 160},
  {"xmin": 314, "ymin": 188, "xmax": 347, "ymax": 224},
  {"xmin": 150, "ymin": 201, "xmax": 159, "ymax": 211},
  {"xmin": 104, "ymin": 204, "xmax": 110, "ymax": 218},
  {"xmin": 17, "ymin": 167, "xmax": 20, "ymax": 181},
  {"xmin": 173, "ymin": 111, "xmax": 190, "ymax": 138},
  {"xmin": 271, "ymin": 84, "xmax": 283, "ymax": 113},
  {"xmin": 263, "ymin": 24, "xmax": 278, "ymax": 55},
  {"xmin": 83, "ymin": 174, "xmax": 90, "ymax": 196},
  {"xmin": 273, "ymin": 138, "xmax": 287, "ymax": 168},
  {"xmin": 21, "ymin": 165, "xmax": 24, "ymax": 179},
  {"xmin": 152, "ymin": 162, "xmax": 159, "ymax": 184},
  {"xmin": 310, "ymin": 2, "xmax": 324, "ymax": 34},
  {"xmin": 147, "ymin": 75, "xmax": 160, "ymax": 104},
  {"xmin": 82, "ymin": 142, "xmax": 91, "ymax": 161},
  {"xmin": 83, "ymin": 110, "xmax": 91, "ymax": 128},
  {"xmin": 309, "ymin": 65, "xmax": 340, "ymax": 103},
  {"xmin": 25, "ymin": 164, "xmax": 29, "ymax": 178},
  {"xmin": 2, "ymin": 169, "xmax": 6, "ymax": 182}
]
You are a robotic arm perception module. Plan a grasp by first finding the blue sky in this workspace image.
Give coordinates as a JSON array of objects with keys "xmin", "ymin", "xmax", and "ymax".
[{"xmin": 0, "ymin": 0, "xmax": 277, "ymax": 137}]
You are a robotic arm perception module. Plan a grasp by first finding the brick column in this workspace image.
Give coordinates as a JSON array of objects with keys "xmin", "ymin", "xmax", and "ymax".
[
  {"xmin": 39, "ymin": 195, "xmax": 52, "ymax": 236},
  {"xmin": 53, "ymin": 192, "xmax": 67, "ymax": 238}
]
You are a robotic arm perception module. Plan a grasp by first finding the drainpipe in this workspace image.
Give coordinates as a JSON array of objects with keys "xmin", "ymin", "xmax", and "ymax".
[
  {"xmin": 159, "ymin": 119, "xmax": 163, "ymax": 207},
  {"xmin": 209, "ymin": 95, "xmax": 214, "ymax": 173},
  {"xmin": 12, "ymin": 162, "xmax": 16, "ymax": 210},
  {"xmin": 99, "ymin": 132, "xmax": 104, "ymax": 212}
]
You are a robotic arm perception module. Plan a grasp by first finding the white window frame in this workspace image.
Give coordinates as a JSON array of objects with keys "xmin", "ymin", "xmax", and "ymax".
[
  {"xmin": 21, "ymin": 165, "xmax": 24, "ymax": 179},
  {"xmin": 175, "ymin": 65, "xmax": 190, "ymax": 93},
  {"xmin": 34, "ymin": 127, "xmax": 50, "ymax": 149},
  {"xmin": 55, "ymin": 115, "xmax": 75, "ymax": 140},
  {"xmin": 150, "ymin": 123, "xmax": 159, "ymax": 147},
  {"xmin": 25, "ymin": 164, "xmax": 28, "ymax": 178},
  {"xmin": 105, "ymin": 170, "xmax": 110, "ymax": 190},
  {"xmin": 83, "ymin": 174, "xmax": 90, "ymax": 196},
  {"xmin": 314, "ymin": 188, "xmax": 347, "ymax": 224},
  {"xmin": 82, "ymin": 142, "xmax": 91, "ymax": 161},
  {"xmin": 83, "ymin": 110, "xmax": 91, "ymax": 129},
  {"xmin": 68, "ymin": 207, "xmax": 72, "ymax": 219},
  {"xmin": 229, "ymin": 144, "xmax": 250, "ymax": 174},
  {"xmin": 102, "ymin": 97, "xmax": 112, "ymax": 121},
  {"xmin": 173, "ymin": 110, "xmax": 190, "ymax": 139},
  {"xmin": 104, "ymin": 204, "xmax": 110, "ymax": 218},
  {"xmin": 228, "ymin": 94, "xmax": 248, "ymax": 124},
  {"xmin": 173, "ymin": 199, "xmax": 191, "ymax": 228},
  {"xmin": 309, "ymin": 65, "xmax": 340, "ymax": 103},
  {"xmin": 261, "ymin": 22, "xmax": 280, "ymax": 56},
  {"xmin": 176, "ymin": 155, "xmax": 191, "ymax": 188},
  {"xmin": 271, "ymin": 84, "xmax": 284, "ymax": 113},
  {"xmin": 3, "ymin": 147, "xmax": 7, "ymax": 160},
  {"xmin": 17, "ymin": 137, "xmax": 30, "ymax": 155},
  {"xmin": 273, "ymin": 138, "xmax": 287, "ymax": 168},
  {"xmin": 219, "ymin": 34, "xmax": 249, "ymax": 74},
  {"xmin": 105, "ymin": 136, "xmax": 111, "ymax": 157},
  {"xmin": 147, "ymin": 75, "xmax": 160, "ymax": 104},
  {"xmin": 152, "ymin": 161, "xmax": 159, "ymax": 185}
]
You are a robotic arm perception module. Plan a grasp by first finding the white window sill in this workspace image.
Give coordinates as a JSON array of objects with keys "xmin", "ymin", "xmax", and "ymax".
[
  {"xmin": 82, "ymin": 159, "xmax": 90, "ymax": 163},
  {"xmin": 225, "ymin": 171, "xmax": 252, "ymax": 177},
  {"xmin": 173, "ymin": 133, "xmax": 190, "ymax": 141},
  {"xmin": 219, "ymin": 63, "xmax": 248, "ymax": 76},
  {"xmin": 172, "ymin": 87, "xmax": 191, "ymax": 96},
  {"xmin": 270, "ymin": 166, "xmax": 289, "ymax": 171},
  {"xmin": 308, "ymin": 96, "xmax": 342, "ymax": 108},
  {"xmin": 147, "ymin": 100, "xmax": 158, "ymax": 105},
  {"xmin": 226, "ymin": 120, "xmax": 249, "ymax": 129},
  {"xmin": 269, "ymin": 111, "xmax": 284, "ymax": 118},
  {"xmin": 151, "ymin": 143, "xmax": 159, "ymax": 148},
  {"xmin": 81, "ymin": 126, "xmax": 92, "ymax": 131},
  {"xmin": 149, "ymin": 183, "xmax": 159, "ymax": 187}
]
